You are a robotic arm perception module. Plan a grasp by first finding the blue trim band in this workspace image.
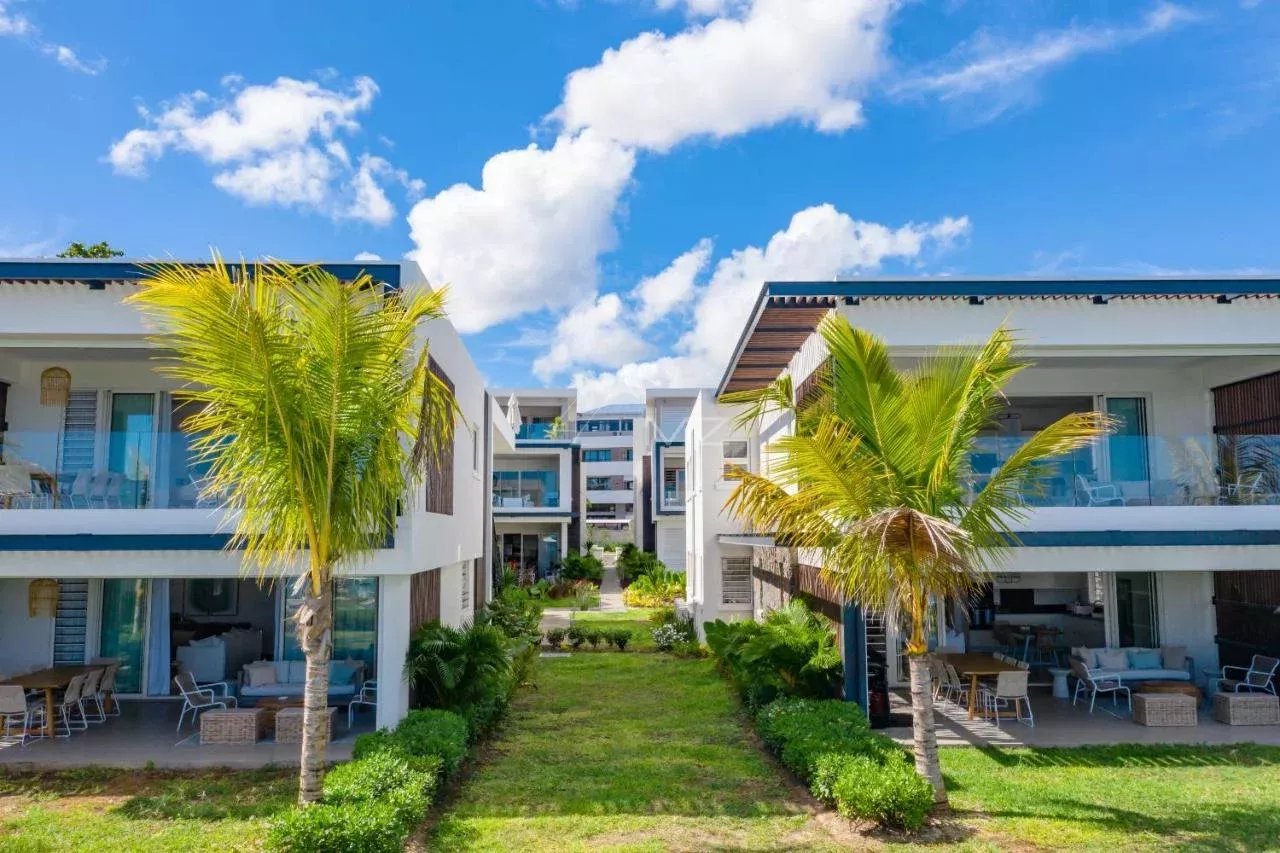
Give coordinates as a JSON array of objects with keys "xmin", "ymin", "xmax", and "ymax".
[
  {"xmin": 766, "ymin": 277, "xmax": 1280, "ymax": 300},
  {"xmin": 0, "ymin": 260, "xmax": 402, "ymax": 288},
  {"xmin": 0, "ymin": 531, "xmax": 397, "ymax": 551},
  {"xmin": 1014, "ymin": 530, "xmax": 1280, "ymax": 547}
]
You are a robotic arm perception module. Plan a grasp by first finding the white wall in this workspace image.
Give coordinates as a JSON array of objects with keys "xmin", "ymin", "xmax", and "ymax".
[
  {"xmin": 684, "ymin": 391, "xmax": 756, "ymax": 633},
  {"xmin": 376, "ymin": 574, "xmax": 411, "ymax": 728},
  {"xmin": 1158, "ymin": 571, "xmax": 1219, "ymax": 674},
  {"xmin": 0, "ymin": 578, "xmax": 54, "ymax": 675}
]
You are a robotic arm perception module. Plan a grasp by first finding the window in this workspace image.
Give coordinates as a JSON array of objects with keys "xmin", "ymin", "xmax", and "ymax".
[
  {"xmin": 722, "ymin": 440, "xmax": 749, "ymax": 479},
  {"xmin": 471, "ymin": 426, "xmax": 480, "ymax": 472},
  {"xmin": 624, "ymin": 448, "xmax": 633, "ymax": 461},
  {"xmin": 722, "ymin": 557, "xmax": 752, "ymax": 606},
  {"xmin": 586, "ymin": 476, "xmax": 613, "ymax": 490},
  {"xmin": 424, "ymin": 358, "xmax": 455, "ymax": 514},
  {"xmin": 583, "ymin": 449, "xmax": 612, "ymax": 462}
]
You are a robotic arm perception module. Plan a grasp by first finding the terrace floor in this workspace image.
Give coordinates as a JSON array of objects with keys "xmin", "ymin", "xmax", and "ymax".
[
  {"xmin": 0, "ymin": 699, "xmax": 371, "ymax": 770},
  {"xmin": 887, "ymin": 687, "xmax": 1280, "ymax": 748}
]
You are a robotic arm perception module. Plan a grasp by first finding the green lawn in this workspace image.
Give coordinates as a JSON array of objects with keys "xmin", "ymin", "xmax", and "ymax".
[
  {"xmin": 887, "ymin": 744, "xmax": 1280, "ymax": 852},
  {"xmin": 0, "ymin": 767, "xmax": 293, "ymax": 852},
  {"xmin": 429, "ymin": 652, "xmax": 848, "ymax": 852},
  {"xmin": 540, "ymin": 594, "xmax": 599, "ymax": 610}
]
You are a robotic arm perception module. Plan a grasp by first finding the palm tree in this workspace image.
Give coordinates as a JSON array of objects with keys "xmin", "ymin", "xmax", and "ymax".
[
  {"xmin": 722, "ymin": 314, "xmax": 1110, "ymax": 806},
  {"xmin": 129, "ymin": 259, "xmax": 458, "ymax": 803}
]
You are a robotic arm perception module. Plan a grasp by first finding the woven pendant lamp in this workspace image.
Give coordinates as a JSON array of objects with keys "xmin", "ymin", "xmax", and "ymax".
[
  {"xmin": 39, "ymin": 367, "xmax": 71, "ymax": 407},
  {"xmin": 28, "ymin": 578, "xmax": 59, "ymax": 618}
]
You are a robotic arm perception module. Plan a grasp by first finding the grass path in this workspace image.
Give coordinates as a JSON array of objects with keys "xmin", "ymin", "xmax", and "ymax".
[{"xmin": 429, "ymin": 653, "xmax": 854, "ymax": 852}]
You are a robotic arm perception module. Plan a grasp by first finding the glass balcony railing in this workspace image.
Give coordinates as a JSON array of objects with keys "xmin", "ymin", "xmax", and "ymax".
[
  {"xmin": 0, "ymin": 428, "xmax": 216, "ymax": 510},
  {"xmin": 966, "ymin": 433, "xmax": 1280, "ymax": 507},
  {"xmin": 661, "ymin": 469, "xmax": 686, "ymax": 510},
  {"xmin": 515, "ymin": 422, "xmax": 572, "ymax": 440},
  {"xmin": 492, "ymin": 470, "xmax": 561, "ymax": 509}
]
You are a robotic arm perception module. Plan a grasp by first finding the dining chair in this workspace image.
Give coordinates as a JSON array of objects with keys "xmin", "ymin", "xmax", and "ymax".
[
  {"xmin": 942, "ymin": 663, "xmax": 968, "ymax": 706},
  {"xmin": 96, "ymin": 663, "xmax": 122, "ymax": 717},
  {"xmin": 54, "ymin": 674, "xmax": 90, "ymax": 737},
  {"xmin": 80, "ymin": 669, "xmax": 106, "ymax": 724},
  {"xmin": 0, "ymin": 685, "xmax": 44, "ymax": 746},
  {"xmin": 981, "ymin": 670, "xmax": 1034, "ymax": 727}
]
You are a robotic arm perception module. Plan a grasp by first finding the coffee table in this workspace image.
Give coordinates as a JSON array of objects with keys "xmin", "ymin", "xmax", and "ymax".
[
  {"xmin": 1133, "ymin": 681, "xmax": 1203, "ymax": 702},
  {"xmin": 256, "ymin": 696, "xmax": 304, "ymax": 726}
]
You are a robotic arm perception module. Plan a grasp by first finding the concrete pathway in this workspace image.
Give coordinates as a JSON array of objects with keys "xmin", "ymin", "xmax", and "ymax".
[{"xmin": 598, "ymin": 567, "xmax": 625, "ymax": 611}]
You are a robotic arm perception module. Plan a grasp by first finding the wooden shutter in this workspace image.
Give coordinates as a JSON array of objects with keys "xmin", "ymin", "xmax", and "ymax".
[
  {"xmin": 410, "ymin": 569, "xmax": 441, "ymax": 630},
  {"xmin": 721, "ymin": 557, "xmax": 752, "ymax": 606},
  {"xmin": 424, "ymin": 358, "xmax": 455, "ymax": 515}
]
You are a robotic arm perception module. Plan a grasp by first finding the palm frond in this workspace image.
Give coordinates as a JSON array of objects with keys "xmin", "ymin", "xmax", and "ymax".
[{"xmin": 719, "ymin": 375, "xmax": 794, "ymax": 432}]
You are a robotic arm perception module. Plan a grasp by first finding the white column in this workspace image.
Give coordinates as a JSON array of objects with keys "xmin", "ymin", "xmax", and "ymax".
[{"xmin": 376, "ymin": 574, "xmax": 411, "ymax": 729}]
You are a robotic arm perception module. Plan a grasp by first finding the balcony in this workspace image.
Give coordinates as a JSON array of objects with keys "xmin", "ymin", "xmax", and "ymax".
[
  {"xmin": 968, "ymin": 433, "xmax": 1280, "ymax": 508},
  {"xmin": 492, "ymin": 470, "xmax": 561, "ymax": 510},
  {"xmin": 661, "ymin": 469, "xmax": 686, "ymax": 511},
  {"xmin": 515, "ymin": 422, "xmax": 573, "ymax": 441},
  {"xmin": 0, "ymin": 427, "xmax": 214, "ymax": 511}
]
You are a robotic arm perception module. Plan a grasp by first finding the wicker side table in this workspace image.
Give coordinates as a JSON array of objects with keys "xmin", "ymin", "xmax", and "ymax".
[
  {"xmin": 201, "ymin": 707, "xmax": 268, "ymax": 744},
  {"xmin": 1213, "ymin": 693, "xmax": 1280, "ymax": 725},
  {"xmin": 1134, "ymin": 693, "xmax": 1198, "ymax": 727},
  {"xmin": 275, "ymin": 706, "xmax": 336, "ymax": 743}
]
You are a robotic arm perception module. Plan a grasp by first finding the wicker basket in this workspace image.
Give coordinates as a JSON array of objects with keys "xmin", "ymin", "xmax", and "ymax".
[
  {"xmin": 200, "ymin": 708, "xmax": 267, "ymax": 744},
  {"xmin": 1134, "ymin": 693, "xmax": 1198, "ymax": 727},
  {"xmin": 275, "ymin": 706, "xmax": 336, "ymax": 743},
  {"xmin": 1213, "ymin": 692, "xmax": 1280, "ymax": 726}
]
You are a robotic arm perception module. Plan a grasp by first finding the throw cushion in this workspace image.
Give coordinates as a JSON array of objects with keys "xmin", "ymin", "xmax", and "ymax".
[
  {"xmin": 1095, "ymin": 648, "xmax": 1129, "ymax": 671},
  {"xmin": 273, "ymin": 660, "xmax": 291, "ymax": 683},
  {"xmin": 1128, "ymin": 649, "xmax": 1163, "ymax": 670},
  {"xmin": 245, "ymin": 661, "xmax": 276, "ymax": 687},
  {"xmin": 288, "ymin": 660, "xmax": 308, "ymax": 683},
  {"xmin": 329, "ymin": 662, "xmax": 355, "ymax": 684},
  {"xmin": 1160, "ymin": 644, "xmax": 1187, "ymax": 670}
]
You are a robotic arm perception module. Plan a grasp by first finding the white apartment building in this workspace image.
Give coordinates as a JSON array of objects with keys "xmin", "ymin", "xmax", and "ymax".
[
  {"xmin": 0, "ymin": 259, "xmax": 504, "ymax": 729},
  {"xmin": 492, "ymin": 389, "xmax": 582, "ymax": 579},
  {"xmin": 690, "ymin": 277, "xmax": 1280, "ymax": 691},
  {"xmin": 642, "ymin": 389, "xmax": 698, "ymax": 571},
  {"xmin": 577, "ymin": 403, "xmax": 643, "ymax": 546}
]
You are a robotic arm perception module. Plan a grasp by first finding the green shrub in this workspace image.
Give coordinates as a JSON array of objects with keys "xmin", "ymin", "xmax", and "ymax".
[
  {"xmin": 617, "ymin": 545, "xmax": 667, "ymax": 584},
  {"xmin": 567, "ymin": 626, "xmax": 587, "ymax": 649},
  {"xmin": 356, "ymin": 709, "xmax": 469, "ymax": 779},
  {"xmin": 622, "ymin": 569, "xmax": 685, "ymax": 607},
  {"xmin": 608, "ymin": 628, "xmax": 632, "ymax": 650},
  {"xmin": 544, "ymin": 627, "xmax": 567, "ymax": 649},
  {"xmin": 585, "ymin": 628, "xmax": 605, "ymax": 649},
  {"xmin": 559, "ymin": 551, "xmax": 604, "ymax": 583},
  {"xmin": 405, "ymin": 622, "xmax": 513, "ymax": 718},
  {"xmin": 704, "ymin": 601, "xmax": 841, "ymax": 708},
  {"xmin": 268, "ymin": 800, "xmax": 408, "ymax": 853},
  {"xmin": 755, "ymin": 698, "xmax": 893, "ymax": 777},
  {"xmin": 573, "ymin": 580, "xmax": 599, "ymax": 610},
  {"xmin": 830, "ymin": 754, "xmax": 933, "ymax": 831},
  {"xmin": 478, "ymin": 587, "xmax": 542, "ymax": 640},
  {"xmin": 323, "ymin": 751, "xmax": 436, "ymax": 808}
]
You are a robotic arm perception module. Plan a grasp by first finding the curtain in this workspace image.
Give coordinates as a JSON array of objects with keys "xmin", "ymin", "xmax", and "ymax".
[{"xmin": 146, "ymin": 578, "xmax": 170, "ymax": 695}]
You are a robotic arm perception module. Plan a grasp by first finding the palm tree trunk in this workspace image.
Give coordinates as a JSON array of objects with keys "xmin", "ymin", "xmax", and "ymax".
[
  {"xmin": 296, "ymin": 582, "xmax": 333, "ymax": 804},
  {"xmin": 907, "ymin": 653, "xmax": 947, "ymax": 806}
]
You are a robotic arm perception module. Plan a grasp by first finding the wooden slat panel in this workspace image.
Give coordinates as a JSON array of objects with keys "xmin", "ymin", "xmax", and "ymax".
[
  {"xmin": 410, "ymin": 569, "xmax": 441, "ymax": 631},
  {"xmin": 424, "ymin": 357, "xmax": 455, "ymax": 515},
  {"xmin": 1214, "ymin": 370, "xmax": 1280, "ymax": 435}
]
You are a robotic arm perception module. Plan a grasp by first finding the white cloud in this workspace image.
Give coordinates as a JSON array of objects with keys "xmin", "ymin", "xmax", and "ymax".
[
  {"xmin": 407, "ymin": 131, "xmax": 635, "ymax": 333},
  {"xmin": 895, "ymin": 3, "xmax": 1197, "ymax": 120},
  {"xmin": 107, "ymin": 75, "xmax": 416, "ymax": 225},
  {"xmin": 555, "ymin": 0, "xmax": 894, "ymax": 152},
  {"xmin": 532, "ymin": 292, "xmax": 652, "ymax": 380},
  {"xmin": 353, "ymin": 251, "xmax": 382, "ymax": 261},
  {"xmin": 1, "ymin": 1, "xmax": 104, "ymax": 74},
  {"xmin": 409, "ymin": 0, "xmax": 898, "ymax": 337},
  {"xmin": 570, "ymin": 204, "xmax": 971, "ymax": 407},
  {"xmin": 654, "ymin": 0, "xmax": 740, "ymax": 16},
  {"xmin": 633, "ymin": 238, "xmax": 711, "ymax": 327}
]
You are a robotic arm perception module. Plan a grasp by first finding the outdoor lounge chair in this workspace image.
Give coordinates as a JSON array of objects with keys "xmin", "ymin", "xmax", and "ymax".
[
  {"xmin": 1076, "ymin": 475, "xmax": 1126, "ymax": 507},
  {"xmin": 348, "ymin": 679, "xmax": 377, "ymax": 728},
  {"xmin": 1218, "ymin": 655, "xmax": 1279, "ymax": 696},
  {"xmin": 1070, "ymin": 658, "xmax": 1131, "ymax": 714},
  {"xmin": 174, "ymin": 671, "xmax": 237, "ymax": 731}
]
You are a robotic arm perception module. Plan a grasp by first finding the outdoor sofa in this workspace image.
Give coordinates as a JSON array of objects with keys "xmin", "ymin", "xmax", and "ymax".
[
  {"xmin": 237, "ymin": 659, "xmax": 365, "ymax": 704},
  {"xmin": 1069, "ymin": 645, "xmax": 1193, "ymax": 683}
]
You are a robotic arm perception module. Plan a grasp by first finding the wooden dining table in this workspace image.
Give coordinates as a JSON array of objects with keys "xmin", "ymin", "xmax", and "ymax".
[
  {"xmin": 0, "ymin": 665, "xmax": 98, "ymax": 737},
  {"xmin": 942, "ymin": 653, "xmax": 1025, "ymax": 720}
]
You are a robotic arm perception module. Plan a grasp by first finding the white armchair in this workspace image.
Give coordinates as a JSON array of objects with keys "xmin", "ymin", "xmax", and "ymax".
[
  {"xmin": 174, "ymin": 671, "xmax": 237, "ymax": 731},
  {"xmin": 1076, "ymin": 475, "xmax": 1126, "ymax": 507}
]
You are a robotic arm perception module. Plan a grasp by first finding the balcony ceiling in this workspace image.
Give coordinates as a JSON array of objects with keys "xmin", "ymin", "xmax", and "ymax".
[{"xmin": 0, "ymin": 346, "xmax": 160, "ymax": 361}]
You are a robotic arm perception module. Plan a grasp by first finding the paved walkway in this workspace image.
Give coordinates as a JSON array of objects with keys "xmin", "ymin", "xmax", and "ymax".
[{"xmin": 597, "ymin": 567, "xmax": 625, "ymax": 611}]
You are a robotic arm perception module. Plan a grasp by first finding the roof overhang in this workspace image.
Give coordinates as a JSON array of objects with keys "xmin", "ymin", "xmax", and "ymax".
[
  {"xmin": 716, "ymin": 276, "xmax": 1280, "ymax": 397},
  {"xmin": 0, "ymin": 259, "xmax": 403, "ymax": 289}
]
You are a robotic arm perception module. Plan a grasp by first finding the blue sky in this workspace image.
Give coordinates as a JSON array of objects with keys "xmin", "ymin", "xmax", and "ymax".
[{"xmin": 3, "ymin": 1, "xmax": 1279, "ymax": 405}]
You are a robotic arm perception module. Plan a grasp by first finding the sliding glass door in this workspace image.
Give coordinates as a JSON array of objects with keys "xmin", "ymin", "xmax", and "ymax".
[
  {"xmin": 99, "ymin": 578, "xmax": 148, "ymax": 694},
  {"xmin": 108, "ymin": 393, "xmax": 156, "ymax": 509},
  {"xmin": 1114, "ymin": 571, "xmax": 1159, "ymax": 648}
]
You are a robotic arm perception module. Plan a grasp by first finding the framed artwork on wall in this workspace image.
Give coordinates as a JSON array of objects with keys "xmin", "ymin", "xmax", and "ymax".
[{"xmin": 184, "ymin": 579, "xmax": 238, "ymax": 617}]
